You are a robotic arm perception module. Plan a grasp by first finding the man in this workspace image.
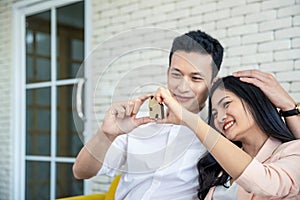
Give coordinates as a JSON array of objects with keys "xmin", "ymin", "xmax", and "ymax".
[{"xmin": 73, "ymin": 30, "xmax": 224, "ymax": 199}]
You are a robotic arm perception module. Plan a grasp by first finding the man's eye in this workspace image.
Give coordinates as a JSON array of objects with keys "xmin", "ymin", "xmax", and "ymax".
[
  {"xmin": 192, "ymin": 77, "xmax": 203, "ymax": 81},
  {"xmin": 171, "ymin": 73, "xmax": 181, "ymax": 78}
]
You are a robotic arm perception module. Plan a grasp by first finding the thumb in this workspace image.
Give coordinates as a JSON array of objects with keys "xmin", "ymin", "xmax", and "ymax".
[
  {"xmin": 134, "ymin": 116, "xmax": 154, "ymax": 126},
  {"xmin": 156, "ymin": 110, "xmax": 181, "ymax": 125}
]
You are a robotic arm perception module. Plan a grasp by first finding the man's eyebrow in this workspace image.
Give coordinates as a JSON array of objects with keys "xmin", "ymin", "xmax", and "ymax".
[
  {"xmin": 191, "ymin": 72, "xmax": 205, "ymax": 77},
  {"xmin": 170, "ymin": 67, "xmax": 182, "ymax": 74},
  {"xmin": 170, "ymin": 67, "xmax": 205, "ymax": 77},
  {"xmin": 170, "ymin": 67, "xmax": 182, "ymax": 73}
]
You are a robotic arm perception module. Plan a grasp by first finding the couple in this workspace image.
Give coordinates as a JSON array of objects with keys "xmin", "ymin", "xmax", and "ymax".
[{"xmin": 73, "ymin": 30, "xmax": 300, "ymax": 199}]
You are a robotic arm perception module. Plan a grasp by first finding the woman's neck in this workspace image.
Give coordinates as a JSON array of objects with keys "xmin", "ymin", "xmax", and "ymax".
[{"xmin": 241, "ymin": 128, "xmax": 269, "ymax": 158}]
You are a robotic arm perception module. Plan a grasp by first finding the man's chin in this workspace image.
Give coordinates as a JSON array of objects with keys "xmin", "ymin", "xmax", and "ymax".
[{"xmin": 180, "ymin": 102, "xmax": 200, "ymax": 114}]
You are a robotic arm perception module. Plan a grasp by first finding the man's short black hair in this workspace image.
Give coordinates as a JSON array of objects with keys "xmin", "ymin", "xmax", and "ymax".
[{"xmin": 169, "ymin": 30, "xmax": 224, "ymax": 78}]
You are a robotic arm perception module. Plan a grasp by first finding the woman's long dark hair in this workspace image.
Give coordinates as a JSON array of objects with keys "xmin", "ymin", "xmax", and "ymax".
[{"xmin": 197, "ymin": 76, "xmax": 295, "ymax": 200}]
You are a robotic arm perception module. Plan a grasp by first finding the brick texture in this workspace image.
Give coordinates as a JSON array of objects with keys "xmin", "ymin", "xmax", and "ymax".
[{"xmin": 0, "ymin": 0, "xmax": 13, "ymax": 199}]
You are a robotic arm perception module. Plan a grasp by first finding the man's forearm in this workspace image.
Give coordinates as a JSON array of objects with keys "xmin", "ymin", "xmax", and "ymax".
[
  {"xmin": 280, "ymin": 101, "xmax": 300, "ymax": 139},
  {"xmin": 285, "ymin": 116, "xmax": 300, "ymax": 139},
  {"xmin": 73, "ymin": 128, "xmax": 116, "ymax": 179}
]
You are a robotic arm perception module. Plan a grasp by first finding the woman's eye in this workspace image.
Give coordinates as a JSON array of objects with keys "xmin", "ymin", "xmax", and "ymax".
[
  {"xmin": 223, "ymin": 101, "xmax": 231, "ymax": 108},
  {"xmin": 212, "ymin": 112, "xmax": 217, "ymax": 119}
]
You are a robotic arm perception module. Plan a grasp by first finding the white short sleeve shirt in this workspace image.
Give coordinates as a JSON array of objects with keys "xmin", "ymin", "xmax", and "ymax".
[{"xmin": 98, "ymin": 120, "xmax": 207, "ymax": 199}]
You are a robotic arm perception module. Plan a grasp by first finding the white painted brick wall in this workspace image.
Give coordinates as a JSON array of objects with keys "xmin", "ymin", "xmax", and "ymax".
[
  {"xmin": 0, "ymin": 0, "xmax": 13, "ymax": 199},
  {"xmin": 258, "ymin": 39, "xmax": 291, "ymax": 52},
  {"xmin": 231, "ymin": 3, "xmax": 260, "ymax": 16},
  {"xmin": 294, "ymin": 15, "xmax": 300, "ymax": 26},
  {"xmin": 259, "ymin": 17, "xmax": 292, "ymax": 32},
  {"xmin": 261, "ymin": 61, "xmax": 294, "ymax": 72},
  {"xmin": 242, "ymin": 31, "xmax": 273, "ymax": 44},
  {"xmin": 228, "ymin": 24, "xmax": 258, "ymax": 36},
  {"xmin": 275, "ymin": 27, "xmax": 300, "ymax": 39},
  {"xmin": 245, "ymin": 10, "xmax": 276, "ymax": 23},
  {"xmin": 90, "ymin": 0, "xmax": 300, "ymax": 193},
  {"xmin": 261, "ymin": 0, "xmax": 295, "ymax": 10}
]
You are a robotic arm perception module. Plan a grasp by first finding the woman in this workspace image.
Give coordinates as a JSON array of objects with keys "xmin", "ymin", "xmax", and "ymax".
[{"xmin": 155, "ymin": 76, "xmax": 300, "ymax": 199}]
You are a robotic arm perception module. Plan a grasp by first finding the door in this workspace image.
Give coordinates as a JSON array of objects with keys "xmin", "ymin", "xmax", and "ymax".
[{"xmin": 15, "ymin": 1, "xmax": 87, "ymax": 199}]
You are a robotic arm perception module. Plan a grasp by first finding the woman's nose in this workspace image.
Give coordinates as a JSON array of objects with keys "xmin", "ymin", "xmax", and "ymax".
[{"xmin": 218, "ymin": 111, "xmax": 227, "ymax": 123}]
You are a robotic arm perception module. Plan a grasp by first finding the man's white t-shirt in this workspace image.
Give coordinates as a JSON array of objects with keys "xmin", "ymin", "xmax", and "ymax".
[
  {"xmin": 212, "ymin": 180, "xmax": 238, "ymax": 200},
  {"xmin": 98, "ymin": 112, "xmax": 208, "ymax": 200}
]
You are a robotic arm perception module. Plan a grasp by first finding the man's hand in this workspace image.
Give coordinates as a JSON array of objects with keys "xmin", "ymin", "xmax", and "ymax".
[
  {"xmin": 73, "ymin": 93, "xmax": 155, "ymax": 179},
  {"xmin": 101, "ymin": 93, "xmax": 155, "ymax": 138},
  {"xmin": 233, "ymin": 69, "xmax": 300, "ymax": 139},
  {"xmin": 233, "ymin": 69, "xmax": 295, "ymax": 111}
]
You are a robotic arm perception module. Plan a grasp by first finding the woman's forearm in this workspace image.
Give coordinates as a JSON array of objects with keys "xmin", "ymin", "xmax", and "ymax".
[{"xmin": 183, "ymin": 110, "xmax": 253, "ymax": 179}]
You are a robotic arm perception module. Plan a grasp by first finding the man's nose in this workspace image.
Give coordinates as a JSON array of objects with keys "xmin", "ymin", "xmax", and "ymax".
[{"xmin": 177, "ymin": 77, "xmax": 190, "ymax": 92}]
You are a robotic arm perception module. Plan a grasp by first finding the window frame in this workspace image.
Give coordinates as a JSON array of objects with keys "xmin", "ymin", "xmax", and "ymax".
[{"xmin": 12, "ymin": 0, "xmax": 92, "ymax": 199}]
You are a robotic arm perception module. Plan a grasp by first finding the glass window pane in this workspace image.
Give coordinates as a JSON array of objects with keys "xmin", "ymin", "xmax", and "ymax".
[
  {"xmin": 26, "ymin": 161, "xmax": 50, "ymax": 199},
  {"xmin": 26, "ymin": 56, "xmax": 34, "ymax": 83},
  {"xmin": 36, "ymin": 58, "xmax": 51, "ymax": 82},
  {"xmin": 57, "ymin": 2, "xmax": 84, "ymax": 80},
  {"xmin": 70, "ymin": 63, "xmax": 81, "ymax": 78},
  {"xmin": 26, "ymin": 11, "xmax": 51, "ymax": 83},
  {"xmin": 26, "ymin": 30, "xmax": 34, "ymax": 54},
  {"xmin": 57, "ymin": 85, "xmax": 83, "ymax": 157},
  {"xmin": 26, "ymin": 88, "xmax": 51, "ymax": 156},
  {"xmin": 36, "ymin": 32, "xmax": 51, "ymax": 56},
  {"xmin": 71, "ymin": 39, "xmax": 84, "ymax": 60},
  {"xmin": 56, "ymin": 163, "xmax": 83, "ymax": 198}
]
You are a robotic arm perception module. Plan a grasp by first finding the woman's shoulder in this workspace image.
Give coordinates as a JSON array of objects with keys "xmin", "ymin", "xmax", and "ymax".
[{"xmin": 275, "ymin": 139, "xmax": 300, "ymax": 156}]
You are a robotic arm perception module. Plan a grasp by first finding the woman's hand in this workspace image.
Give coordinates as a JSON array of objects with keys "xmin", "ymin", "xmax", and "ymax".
[{"xmin": 154, "ymin": 87, "xmax": 186, "ymax": 125}]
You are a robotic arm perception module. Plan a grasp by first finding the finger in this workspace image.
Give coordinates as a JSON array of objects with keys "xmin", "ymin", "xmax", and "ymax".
[
  {"xmin": 233, "ymin": 69, "xmax": 270, "ymax": 82},
  {"xmin": 131, "ymin": 93, "xmax": 155, "ymax": 115},
  {"xmin": 115, "ymin": 105, "xmax": 126, "ymax": 118},
  {"xmin": 139, "ymin": 93, "xmax": 155, "ymax": 102},
  {"xmin": 155, "ymin": 92, "xmax": 163, "ymax": 104},
  {"xmin": 153, "ymin": 108, "xmax": 168, "ymax": 124},
  {"xmin": 156, "ymin": 110, "xmax": 180, "ymax": 124},
  {"xmin": 239, "ymin": 77, "xmax": 265, "ymax": 89},
  {"xmin": 155, "ymin": 87, "xmax": 168, "ymax": 104},
  {"xmin": 156, "ymin": 114, "xmax": 172, "ymax": 124},
  {"xmin": 125, "ymin": 101, "xmax": 134, "ymax": 116},
  {"xmin": 156, "ymin": 116, "xmax": 179, "ymax": 124},
  {"xmin": 156, "ymin": 118, "xmax": 168, "ymax": 124},
  {"xmin": 132, "ymin": 98, "xmax": 143, "ymax": 115},
  {"xmin": 134, "ymin": 116, "xmax": 154, "ymax": 126}
]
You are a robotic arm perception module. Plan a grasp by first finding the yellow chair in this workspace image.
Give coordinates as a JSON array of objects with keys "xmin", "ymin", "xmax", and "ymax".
[{"xmin": 57, "ymin": 175, "xmax": 121, "ymax": 200}]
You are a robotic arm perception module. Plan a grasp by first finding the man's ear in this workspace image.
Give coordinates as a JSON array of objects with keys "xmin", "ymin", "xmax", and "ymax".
[
  {"xmin": 166, "ymin": 67, "xmax": 170, "ymax": 80},
  {"xmin": 167, "ymin": 66, "xmax": 170, "ymax": 74},
  {"xmin": 212, "ymin": 76, "xmax": 220, "ymax": 85}
]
